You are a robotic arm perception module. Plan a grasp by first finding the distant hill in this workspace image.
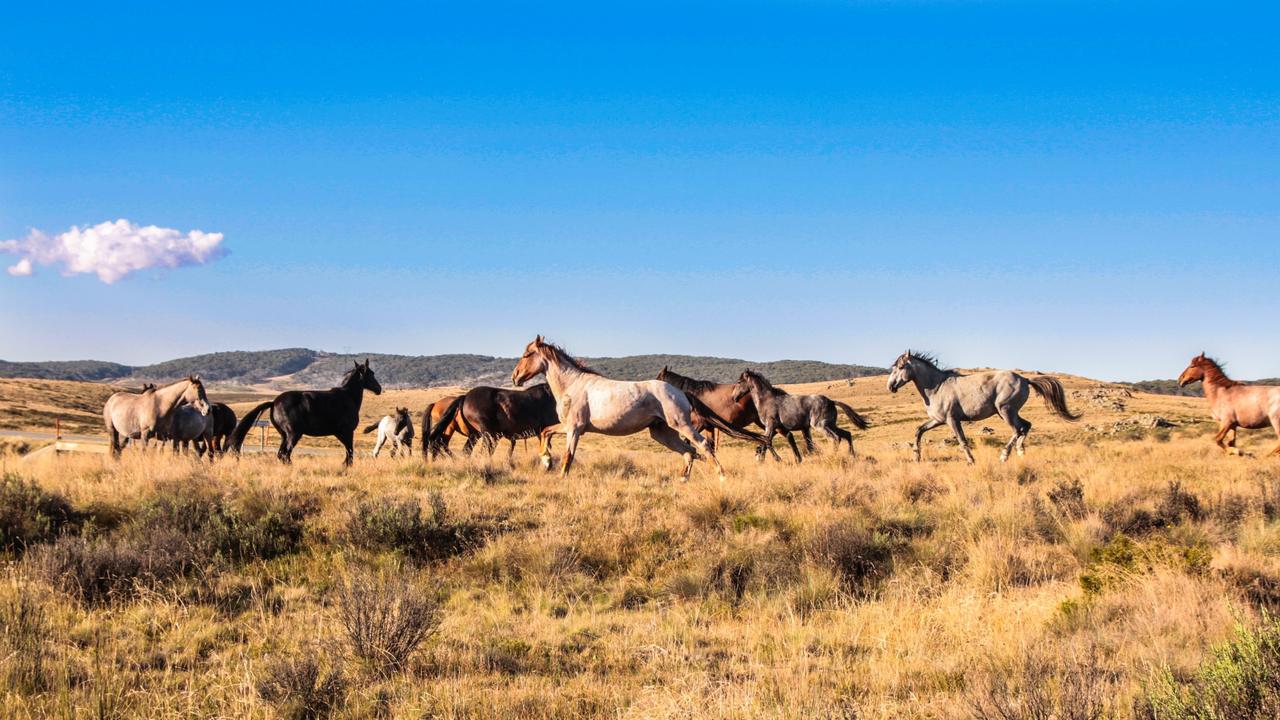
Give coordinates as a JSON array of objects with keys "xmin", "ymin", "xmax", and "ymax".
[
  {"xmin": 1124, "ymin": 378, "xmax": 1280, "ymax": 397},
  {"xmin": 0, "ymin": 348, "xmax": 886, "ymax": 389}
]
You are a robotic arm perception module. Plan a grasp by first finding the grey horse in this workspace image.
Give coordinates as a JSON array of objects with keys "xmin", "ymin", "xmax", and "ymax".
[
  {"xmin": 730, "ymin": 370, "xmax": 870, "ymax": 462},
  {"xmin": 364, "ymin": 407, "xmax": 414, "ymax": 458},
  {"xmin": 103, "ymin": 376, "xmax": 210, "ymax": 457},
  {"xmin": 159, "ymin": 404, "xmax": 216, "ymax": 459},
  {"xmin": 886, "ymin": 351, "xmax": 1080, "ymax": 463}
]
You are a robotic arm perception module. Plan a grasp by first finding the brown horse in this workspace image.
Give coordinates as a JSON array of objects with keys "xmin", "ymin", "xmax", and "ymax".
[
  {"xmin": 1179, "ymin": 353, "xmax": 1280, "ymax": 456},
  {"xmin": 423, "ymin": 394, "xmax": 470, "ymax": 459},
  {"xmin": 656, "ymin": 366, "xmax": 781, "ymax": 461}
]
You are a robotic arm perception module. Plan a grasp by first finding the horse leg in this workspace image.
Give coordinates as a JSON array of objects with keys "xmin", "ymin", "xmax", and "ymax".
[
  {"xmin": 483, "ymin": 433, "xmax": 498, "ymax": 458},
  {"xmin": 560, "ymin": 427, "xmax": 581, "ymax": 477},
  {"xmin": 338, "ymin": 432, "xmax": 355, "ymax": 466},
  {"xmin": 801, "ymin": 427, "xmax": 816, "ymax": 454},
  {"xmin": 538, "ymin": 424, "xmax": 563, "ymax": 471},
  {"xmin": 277, "ymin": 435, "xmax": 294, "ymax": 463},
  {"xmin": 1269, "ymin": 415, "xmax": 1280, "ymax": 456},
  {"xmin": 371, "ymin": 431, "xmax": 385, "ymax": 458},
  {"xmin": 914, "ymin": 418, "xmax": 945, "ymax": 462},
  {"xmin": 947, "ymin": 418, "xmax": 975, "ymax": 464},
  {"xmin": 996, "ymin": 407, "xmax": 1026, "ymax": 462},
  {"xmin": 109, "ymin": 427, "xmax": 122, "ymax": 459},
  {"xmin": 462, "ymin": 435, "xmax": 477, "ymax": 457},
  {"xmin": 649, "ymin": 423, "xmax": 700, "ymax": 482},
  {"xmin": 1213, "ymin": 422, "xmax": 1238, "ymax": 455},
  {"xmin": 832, "ymin": 426, "xmax": 854, "ymax": 456},
  {"xmin": 507, "ymin": 437, "xmax": 517, "ymax": 466}
]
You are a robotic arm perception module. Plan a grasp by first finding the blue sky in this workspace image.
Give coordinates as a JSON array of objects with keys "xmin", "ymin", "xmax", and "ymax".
[{"xmin": 1, "ymin": 1, "xmax": 1276, "ymax": 380}]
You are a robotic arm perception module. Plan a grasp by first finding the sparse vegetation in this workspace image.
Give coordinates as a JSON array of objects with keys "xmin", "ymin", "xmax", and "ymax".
[{"xmin": 2, "ymin": 373, "xmax": 1279, "ymax": 717}]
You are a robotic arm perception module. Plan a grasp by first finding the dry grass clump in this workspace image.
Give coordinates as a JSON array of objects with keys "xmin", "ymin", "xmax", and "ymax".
[
  {"xmin": 256, "ymin": 653, "xmax": 348, "ymax": 720},
  {"xmin": 337, "ymin": 572, "xmax": 442, "ymax": 679},
  {"xmin": 0, "ymin": 473, "xmax": 82, "ymax": 554}
]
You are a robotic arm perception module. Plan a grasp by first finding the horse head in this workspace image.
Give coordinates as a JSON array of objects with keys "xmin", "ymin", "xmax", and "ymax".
[
  {"xmin": 730, "ymin": 371, "xmax": 753, "ymax": 402},
  {"xmin": 887, "ymin": 352, "xmax": 914, "ymax": 393},
  {"xmin": 512, "ymin": 335, "xmax": 549, "ymax": 386},
  {"xmin": 356, "ymin": 359, "xmax": 382, "ymax": 395},
  {"xmin": 1178, "ymin": 352, "xmax": 1209, "ymax": 386},
  {"xmin": 184, "ymin": 375, "xmax": 211, "ymax": 415}
]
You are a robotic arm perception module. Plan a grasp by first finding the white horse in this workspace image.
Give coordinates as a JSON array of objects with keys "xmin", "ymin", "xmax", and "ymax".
[
  {"xmin": 103, "ymin": 376, "xmax": 210, "ymax": 457},
  {"xmin": 887, "ymin": 351, "xmax": 1080, "ymax": 463},
  {"xmin": 364, "ymin": 407, "xmax": 414, "ymax": 458},
  {"xmin": 511, "ymin": 336, "xmax": 736, "ymax": 481}
]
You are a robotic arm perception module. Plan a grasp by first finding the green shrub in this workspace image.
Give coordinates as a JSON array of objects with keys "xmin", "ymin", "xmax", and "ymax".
[
  {"xmin": 345, "ymin": 492, "xmax": 482, "ymax": 561},
  {"xmin": 0, "ymin": 473, "xmax": 82, "ymax": 554},
  {"xmin": 1137, "ymin": 616, "xmax": 1280, "ymax": 720}
]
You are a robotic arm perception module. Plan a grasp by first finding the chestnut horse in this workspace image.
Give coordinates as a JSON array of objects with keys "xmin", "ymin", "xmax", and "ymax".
[
  {"xmin": 423, "ymin": 395, "xmax": 469, "ymax": 459},
  {"xmin": 1179, "ymin": 353, "xmax": 1280, "ymax": 456},
  {"xmin": 511, "ymin": 336, "xmax": 753, "ymax": 480}
]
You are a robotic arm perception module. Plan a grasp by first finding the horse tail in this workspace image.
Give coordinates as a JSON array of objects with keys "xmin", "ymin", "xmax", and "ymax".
[
  {"xmin": 362, "ymin": 421, "xmax": 380, "ymax": 434},
  {"xmin": 832, "ymin": 400, "xmax": 870, "ymax": 430},
  {"xmin": 1027, "ymin": 375, "xmax": 1082, "ymax": 421},
  {"xmin": 426, "ymin": 396, "xmax": 467, "ymax": 448},
  {"xmin": 227, "ymin": 401, "xmax": 274, "ymax": 455},
  {"xmin": 684, "ymin": 392, "xmax": 767, "ymax": 447}
]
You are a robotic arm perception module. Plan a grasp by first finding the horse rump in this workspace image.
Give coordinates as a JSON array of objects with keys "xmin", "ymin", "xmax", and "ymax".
[{"xmin": 226, "ymin": 401, "xmax": 274, "ymax": 455}]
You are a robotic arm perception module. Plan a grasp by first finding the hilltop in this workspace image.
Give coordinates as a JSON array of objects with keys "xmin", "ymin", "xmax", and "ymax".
[{"xmin": 0, "ymin": 348, "xmax": 885, "ymax": 389}]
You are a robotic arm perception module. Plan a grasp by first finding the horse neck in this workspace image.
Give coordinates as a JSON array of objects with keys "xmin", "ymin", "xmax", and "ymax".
[
  {"xmin": 153, "ymin": 380, "xmax": 190, "ymax": 413},
  {"xmin": 340, "ymin": 376, "xmax": 366, "ymax": 407},
  {"xmin": 910, "ymin": 361, "xmax": 950, "ymax": 399},
  {"xmin": 1200, "ymin": 366, "xmax": 1236, "ymax": 400},
  {"xmin": 543, "ymin": 357, "xmax": 588, "ymax": 398}
]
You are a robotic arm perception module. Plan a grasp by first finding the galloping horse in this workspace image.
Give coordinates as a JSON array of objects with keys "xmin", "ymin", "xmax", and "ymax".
[
  {"xmin": 227, "ymin": 359, "xmax": 383, "ymax": 465},
  {"xmin": 1179, "ymin": 353, "xmax": 1280, "ymax": 456},
  {"xmin": 423, "ymin": 395, "xmax": 467, "ymax": 459},
  {"xmin": 656, "ymin": 367, "xmax": 780, "ymax": 461},
  {"xmin": 887, "ymin": 351, "xmax": 1080, "ymax": 463},
  {"xmin": 424, "ymin": 383, "xmax": 559, "ymax": 464},
  {"xmin": 511, "ymin": 336, "xmax": 749, "ymax": 480},
  {"xmin": 730, "ymin": 370, "xmax": 869, "ymax": 462},
  {"xmin": 103, "ymin": 376, "xmax": 210, "ymax": 457},
  {"xmin": 364, "ymin": 407, "xmax": 414, "ymax": 458}
]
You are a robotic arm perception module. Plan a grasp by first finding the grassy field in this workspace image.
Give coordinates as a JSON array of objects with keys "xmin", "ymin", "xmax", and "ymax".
[{"xmin": 3, "ymin": 372, "xmax": 1280, "ymax": 718}]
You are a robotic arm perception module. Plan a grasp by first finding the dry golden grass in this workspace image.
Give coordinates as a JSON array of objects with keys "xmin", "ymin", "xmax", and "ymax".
[{"xmin": 3, "ymin": 372, "xmax": 1279, "ymax": 718}]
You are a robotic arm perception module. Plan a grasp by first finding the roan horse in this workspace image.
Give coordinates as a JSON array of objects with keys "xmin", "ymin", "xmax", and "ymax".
[
  {"xmin": 887, "ymin": 351, "xmax": 1080, "ymax": 463},
  {"xmin": 364, "ymin": 407, "xmax": 414, "ymax": 458},
  {"xmin": 656, "ymin": 366, "xmax": 782, "ymax": 461},
  {"xmin": 511, "ymin": 336, "xmax": 750, "ymax": 480},
  {"xmin": 103, "ymin": 376, "xmax": 210, "ymax": 457},
  {"xmin": 730, "ymin": 370, "xmax": 869, "ymax": 462},
  {"xmin": 227, "ymin": 360, "xmax": 383, "ymax": 465},
  {"xmin": 424, "ymin": 383, "xmax": 559, "ymax": 464},
  {"xmin": 1179, "ymin": 353, "xmax": 1280, "ymax": 456}
]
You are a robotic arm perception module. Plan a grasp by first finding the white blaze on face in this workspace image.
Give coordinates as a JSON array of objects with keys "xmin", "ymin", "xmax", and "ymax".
[{"xmin": 1, "ymin": 219, "xmax": 227, "ymax": 283}]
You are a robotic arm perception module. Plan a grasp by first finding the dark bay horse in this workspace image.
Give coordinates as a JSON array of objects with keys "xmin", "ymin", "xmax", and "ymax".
[
  {"xmin": 209, "ymin": 403, "xmax": 237, "ymax": 455},
  {"xmin": 227, "ymin": 360, "xmax": 382, "ymax": 465},
  {"xmin": 424, "ymin": 383, "xmax": 559, "ymax": 464},
  {"xmin": 887, "ymin": 351, "xmax": 1079, "ymax": 463},
  {"xmin": 1179, "ymin": 353, "xmax": 1280, "ymax": 456},
  {"xmin": 656, "ymin": 367, "xmax": 781, "ymax": 461},
  {"xmin": 731, "ymin": 370, "xmax": 869, "ymax": 462}
]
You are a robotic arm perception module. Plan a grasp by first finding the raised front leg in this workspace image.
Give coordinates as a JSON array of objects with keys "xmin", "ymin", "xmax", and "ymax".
[
  {"xmin": 538, "ymin": 423, "xmax": 563, "ymax": 471},
  {"xmin": 1213, "ymin": 422, "xmax": 1240, "ymax": 455},
  {"xmin": 913, "ymin": 418, "xmax": 945, "ymax": 462}
]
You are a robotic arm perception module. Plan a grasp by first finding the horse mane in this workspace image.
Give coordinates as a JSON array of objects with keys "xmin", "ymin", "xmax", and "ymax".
[
  {"xmin": 742, "ymin": 369, "xmax": 787, "ymax": 396},
  {"xmin": 338, "ymin": 365, "xmax": 363, "ymax": 388},
  {"xmin": 1195, "ymin": 355, "xmax": 1241, "ymax": 387},
  {"xmin": 538, "ymin": 342, "xmax": 600, "ymax": 375},
  {"xmin": 906, "ymin": 350, "xmax": 960, "ymax": 377},
  {"xmin": 661, "ymin": 368, "xmax": 718, "ymax": 394}
]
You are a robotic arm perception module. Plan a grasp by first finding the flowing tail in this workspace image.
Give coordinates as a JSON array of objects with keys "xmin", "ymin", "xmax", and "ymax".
[
  {"xmin": 424, "ymin": 396, "xmax": 467, "ymax": 458},
  {"xmin": 684, "ymin": 393, "xmax": 768, "ymax": 447},
  {"xmin": 1027, "ymin": 375, "xmax": 1082, "ymax": 421},
  {"xmin": 362, "ymin": 421, "xmax": 380, "ymax": 434},
  {"xmin": 226, "ymin": 401, "xmax": 274, "ymax": 456},
  {"xmin": 832, "ymin": 400, "xmax": 870, "ymax": 430}
]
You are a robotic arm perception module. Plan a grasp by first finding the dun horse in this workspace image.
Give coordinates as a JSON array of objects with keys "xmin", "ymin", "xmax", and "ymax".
[
  {"xmin": 227, "ymin": 359, "xmax": 383, "ymax": 465},
  {"xmin": 887, "ymin": 351, "xmax": 1080, "ymax": 463},
  {"xmin": 1179, "ymin": 353, "xmax": 1280, "ymax": 456},
  {"xmin": 510, "ymin": 336, "xmax": 752, "ymax": 480},
  {"xmin": 103, "ymin": 376, "xmax": 210, "ymax": 457},
  {"xmin": 731, "ymin": 370, "xmax": 869, "ymax": 462},
  {"xmin": 424, "ymin": 383, "xmax": 559, "ymax": 464}
]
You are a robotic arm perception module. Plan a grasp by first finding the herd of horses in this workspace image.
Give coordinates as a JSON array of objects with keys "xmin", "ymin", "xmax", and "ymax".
[{"xmin": 101, "ymin": 339, "xmax": 1280, "ymax": 477}]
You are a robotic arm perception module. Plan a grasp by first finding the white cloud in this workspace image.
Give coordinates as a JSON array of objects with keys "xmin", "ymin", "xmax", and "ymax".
[{"xmin": 0, "ymin": 219, "xmax": 227, "ymax": 283}]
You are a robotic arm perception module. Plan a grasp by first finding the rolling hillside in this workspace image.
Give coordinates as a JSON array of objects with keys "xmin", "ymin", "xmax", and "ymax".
[{"xmin": 0, "ymin": 348, "xmax": 885, "ymax": 389}]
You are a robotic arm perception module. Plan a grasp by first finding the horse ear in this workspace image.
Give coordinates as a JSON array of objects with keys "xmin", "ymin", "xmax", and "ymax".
[
  {"xmin": 364, "ymin": 358, "xmax": 370, "ymax": 369},
  {"xmin": 535, "ymin": 334, "xmax": 544, "ymax": 345}
]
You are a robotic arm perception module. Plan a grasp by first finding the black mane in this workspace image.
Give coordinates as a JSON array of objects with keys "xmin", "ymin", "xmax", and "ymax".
[{"xmin": 661, "ymin": 368, "xmax": 719, "ymax": 393}]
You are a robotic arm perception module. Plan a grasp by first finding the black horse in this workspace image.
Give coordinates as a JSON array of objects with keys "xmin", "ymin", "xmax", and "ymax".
[
  {"xmin": 227, "ymin": 359, "xmax": 383, "ymax": 465},
  {"xmin": 423, "ymin": 383, "xmax": 559, "ymax": 463},
  {"xmin": 208, "ymin": 403, "xmax": 237, "ymax": 455}
]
